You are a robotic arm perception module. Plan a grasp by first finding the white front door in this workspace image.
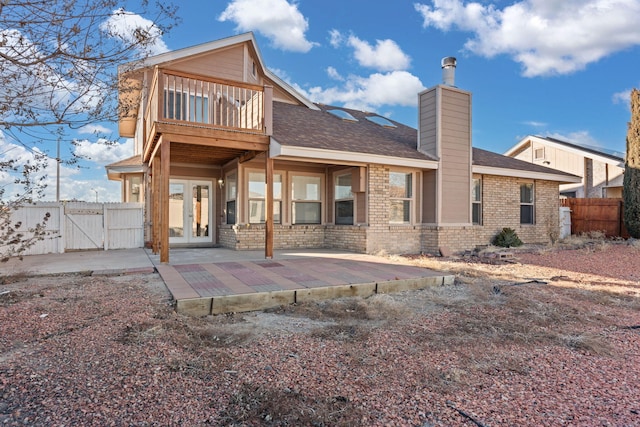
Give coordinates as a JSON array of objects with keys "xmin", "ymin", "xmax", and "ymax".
[{"xmin": 169, "ymin": 180, "xmax": 214, "ymax": 245}]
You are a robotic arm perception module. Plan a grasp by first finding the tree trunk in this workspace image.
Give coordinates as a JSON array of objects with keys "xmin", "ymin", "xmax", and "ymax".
[{"xmin": 624, "ymin": 89, "xmax": 640, "ymax": 238}]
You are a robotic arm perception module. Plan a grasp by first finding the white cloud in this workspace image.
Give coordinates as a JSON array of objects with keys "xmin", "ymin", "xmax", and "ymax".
[
  {"xmin": 307, "ymin": 71, "xmax": 426, "ymax": 111},
  {"xmin": 101, "ymin": 9, "xmax": 168, "ymax": 55},
  {"xmin": 329, "ymin": 29, "xmax": 343, "ymax": 48},
  {"xmin": 415, "ymin": 0, "xmax": 640, "ymax": 77},
  {"xmin": 347, "ymin": 36, "xmax": 411, "ymax": 72},
  {"xmin": 545, "ymin": 130, "xmax": 601, "ymax": 147},
  {"xmin": 522, "ymin": 120, "xmax": 547, "ymax": 128},
  {"xmin": 326, "ymin": 66, "xmax": 344, "ymax": 81},
  {"xmin": 612, "ymin": 89, "xmax": 632, "ymax": 106},
  {"xmin": 78, "ymin": 124, "xmax": 113, "ymax": 135},
  {"xmin": 73, "ymin": 138, "xmax": 134, "ymax": 165},
  {"xmin": 219, "ymin": 0, "xmax": 317, "ymax": 52},
  {"xmin": 0, "ymin": 133, "xmax": 83, "ymax": 201}
]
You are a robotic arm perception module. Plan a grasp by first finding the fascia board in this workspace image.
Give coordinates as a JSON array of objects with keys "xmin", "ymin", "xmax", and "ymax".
[
  {"xmin": 473, "ymin": 165, "xmax": 582, "ymax": 183},
  {"xmin": 271, "ymin": 140, "xmax": 438, "ymax": 169}
]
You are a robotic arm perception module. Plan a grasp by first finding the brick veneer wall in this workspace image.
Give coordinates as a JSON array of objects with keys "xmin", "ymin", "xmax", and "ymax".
[
  {"xmin": 419, "ymin": 176, "xmax": 560, "ymax": 254},
  {"xmin": 218, "ymin": 174, "xmax": 559, "ymax": 255},
  {"xmin": 218, "ymin": 224, "xmax": 366, "ymax": 252}
]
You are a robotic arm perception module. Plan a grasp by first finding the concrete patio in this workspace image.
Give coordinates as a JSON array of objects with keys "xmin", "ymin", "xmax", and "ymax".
[
  {"xmin": 147, "ymin": 248, "xmax": 455, "ymax": 316},
  {"xmin": 2, "ymin": 247, "xmax": 455, "ymax": 316}
]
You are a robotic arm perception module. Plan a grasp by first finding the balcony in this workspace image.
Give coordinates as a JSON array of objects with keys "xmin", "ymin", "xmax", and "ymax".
[{"xmin": 143, "ymin": 68, "xmax": 272, "ymax": 162}]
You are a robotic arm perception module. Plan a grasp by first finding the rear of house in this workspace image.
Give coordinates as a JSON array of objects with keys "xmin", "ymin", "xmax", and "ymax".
[{"xmin": 107, "ymin": 33, "xmax": 579, "ymax": 262}]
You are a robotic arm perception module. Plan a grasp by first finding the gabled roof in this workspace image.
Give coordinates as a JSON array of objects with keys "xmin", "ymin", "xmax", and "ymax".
[
  {"xmin": 119, "ymin": 32, "xmax": 318, "ymax": 111},
  {"xmin": 473, "ymin": 148, "xmax": 581, "ymax": 183},
  {"xmin": 505, "ymin": 135, "xmax": 625, "ymax": 166},
  {"xmin": 105, "ymin": 155, "xmax": 144, "ymax": 180},
  {"xmin": 271, "ymin": 102, "xmax": 438, "ymax": 169}
]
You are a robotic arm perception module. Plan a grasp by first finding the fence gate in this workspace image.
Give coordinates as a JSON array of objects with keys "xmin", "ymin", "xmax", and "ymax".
[{"xmin": 65, "ymin": 203, "xmax": 104, "ymax": 250}]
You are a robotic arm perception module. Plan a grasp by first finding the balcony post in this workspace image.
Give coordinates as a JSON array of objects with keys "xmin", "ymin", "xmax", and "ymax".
[{"xmin": 264, "ymin": 85, "xmax": 273, "ymax": 136}]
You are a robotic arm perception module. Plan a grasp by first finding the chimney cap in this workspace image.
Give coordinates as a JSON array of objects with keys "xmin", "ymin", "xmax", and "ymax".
[{"xmin": 441, "ymin": 56, "xmax": 457, "ymax": 68}]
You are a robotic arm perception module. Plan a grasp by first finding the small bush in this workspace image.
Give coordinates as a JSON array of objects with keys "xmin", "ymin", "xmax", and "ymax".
[{"xmin": 492, "ymin": 228, "xmax": 523, "ymax": 248}]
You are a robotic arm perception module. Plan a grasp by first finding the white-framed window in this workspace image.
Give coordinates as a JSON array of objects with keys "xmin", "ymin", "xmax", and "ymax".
[
  {"xmin": 248, "ymin": 171, "xmax": 282, "ymax": 224},
  {"xmin": 291, "ymin": 174, "xmax": 322, "ymax": 224},
  {"xmin": 335, "ymin": 172, "xmax": 354, "ymax": 225},
  {"xmin": 164, "ymin": 90, "xmax": 209, "ymax": 123},
  {"xmin": 520, "ymin": 182, "xmax": 534, "ymax": 224},
  {"xmin": 534, "ymin": 147, "xmax": 545, "ymax": 161},
  {"xmin": 389, "ymin": 171, "xmax": 413, "ymax": 224},
  {"xmin": 472, "ymin": 177, "xmax": 482, "ymax": 225},
  {"xmin": 226, "ymin": 172, "xmax": 237, "ymax": 224}
]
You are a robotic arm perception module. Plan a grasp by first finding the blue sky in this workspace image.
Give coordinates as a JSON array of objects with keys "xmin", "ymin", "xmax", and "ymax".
[{"xmin": 3, "ymin": 0, "xmax": 639, "ymax": 202}]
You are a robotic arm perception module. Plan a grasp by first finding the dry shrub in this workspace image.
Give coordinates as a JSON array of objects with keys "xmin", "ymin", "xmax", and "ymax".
[
  {"xmin": 310, "ymin": 322, "xmax": 370, "ymax": 342},
  {"xmin": 561, "ymin": 333, "xmax": 612, "ymax": 356},
  {"xmin": 117, "ymin": 321, "xmax": 163, "ymax": 344},
  {"xmin": 281, "ymin": 294, "xmax": 407, "ymax": 323},
  {"xmin": 218, "ymin": 383, "xmax": 362, "ymax": 426}
]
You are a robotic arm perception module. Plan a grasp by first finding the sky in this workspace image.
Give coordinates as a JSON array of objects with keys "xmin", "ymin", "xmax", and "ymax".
[{"xmin": 2, "ymin": 0, "xmax": 640, "ymax": 202}]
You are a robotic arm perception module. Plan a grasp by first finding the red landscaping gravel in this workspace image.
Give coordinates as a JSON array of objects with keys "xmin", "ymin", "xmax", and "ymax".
[
  {"xmin": 1, "ymin": 243, "xmax": 640, "ymax": 426},
  {"xmin": 516, "ymin": 243, "xmax": 640, "ymax": 282}
]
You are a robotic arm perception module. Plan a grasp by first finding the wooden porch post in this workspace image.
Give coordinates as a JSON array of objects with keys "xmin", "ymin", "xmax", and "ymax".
[
  {"xmin": 265, "ymin": 150, "xmax": 274, "ymax": 259},
  {"xmin": 151, "ymin": 159, "xmax": 159, "ymax": 253},
  {"xmin": 160, "ymin": 136, "xmax": 170, "ymax": 263}
]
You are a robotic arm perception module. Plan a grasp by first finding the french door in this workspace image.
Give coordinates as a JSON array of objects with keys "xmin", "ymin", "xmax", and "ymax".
[{"xmin": 169, "ymin": 180, "xmax": 213, "ymax": 245}]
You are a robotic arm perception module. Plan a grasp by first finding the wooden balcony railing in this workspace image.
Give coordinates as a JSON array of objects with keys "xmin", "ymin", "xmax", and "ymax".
[{"xmin": 144, "ymin": 67, "xmax": 272, "ymax": 145}]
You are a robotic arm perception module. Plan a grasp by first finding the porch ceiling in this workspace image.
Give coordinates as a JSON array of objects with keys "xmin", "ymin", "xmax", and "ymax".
[{"xmin": 169, "ymin": 142, "xmax": 249, "ymax": 165}]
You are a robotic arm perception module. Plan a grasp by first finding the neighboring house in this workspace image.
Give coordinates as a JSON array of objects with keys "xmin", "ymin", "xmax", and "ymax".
[
  {"xmin": 504, "ymin": 135, "xmax": 625, "ymax": 198},
  {"xmin": 107, "ymin": 32, "xmax": 579, "ymax": 263}
]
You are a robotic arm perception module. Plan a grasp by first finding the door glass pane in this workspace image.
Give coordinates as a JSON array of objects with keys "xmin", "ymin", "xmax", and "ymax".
[
  {"xmin": 192, "ymin": 184, "xmax": 209, "ymax": 237},
  {"xmin": 169, "ymin": 183, "xmax": 184, "ymax": 237}
]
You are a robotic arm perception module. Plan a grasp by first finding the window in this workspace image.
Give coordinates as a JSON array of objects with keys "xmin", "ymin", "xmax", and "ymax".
[
  {"xmin": 534, "ymin": 147, "xmax": 545, "ymax": 160},
  {"xmin": 127, "ymin": 175, "xmax": 142, "ymax": 203},
  {"xmin": 335, "ymin": 173, "xmax": 354, "ymax": 225},
  {"xmin": 472, "ymin": 178, "xmax": 482, "ymax": 225},
  {"xmin": 520, "ymin": 182, "xmax": 534, "ymax": 224},
  {"xmin": 226, "ymin": 173, "xmax": 237, "ymax": 224},
  {"xmin": 164, "ymin": 90, "xmax": 209, "ymax": 123},
  {"xmin": 165, "ymin": 90, "xmax": 186, "ymax": 120},
  {"xmin": 248, "ymin": 171, "xmax": 282, "ymax": 224},
  {"xmin": 292, "ymin": 175, "xmax": 322, "ymax": 224},
  {"xmin": 389, "ymin": 172, "xmax": 412, "ymax": 224},
  {"xmin": 189, "ymin": 95, "xmax": 208, "ymax": 123}
]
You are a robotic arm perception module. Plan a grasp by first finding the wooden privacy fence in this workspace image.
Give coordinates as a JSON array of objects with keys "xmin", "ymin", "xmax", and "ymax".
[
  {"xmin": 561, "ymin": 198, "xmax": 630, "ymax": 238},
  {"xmin": 6, "ymin": 202, "xmax": 144, "ymax": 255}
]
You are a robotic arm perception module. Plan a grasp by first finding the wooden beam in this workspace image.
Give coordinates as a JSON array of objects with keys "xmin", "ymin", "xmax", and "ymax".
[
  {"xmin": 265, "ymin": 150, "xmax": 274, "ymax": 259},
  {"xmin": 151, "ymin": 159, "xmax": 159, "ymax": 253},
  {"xmin": 160, "ymin": 135, "xmax": 170, "ymax": 263},
  {"xmin": 239, "ymin": 150, "xmax": 260, "ymax": 163},
  {"xmin": 156, "ymin": 127, "xmax": 269, "ymax": 149}
]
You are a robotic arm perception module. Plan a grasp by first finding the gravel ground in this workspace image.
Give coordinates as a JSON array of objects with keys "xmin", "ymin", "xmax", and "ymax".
[{"xmin": 1, "ymin": 241, "xmax": 640, "ymax": 426}]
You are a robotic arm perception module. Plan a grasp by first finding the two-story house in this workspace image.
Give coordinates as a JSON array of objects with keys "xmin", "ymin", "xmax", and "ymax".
[
  {"xmin": 107, "ymin": 33, "xmax": 579, "ymax": 263},
  {"xmin": 505, "ymin": 135, "xmax": 625, "ymax": 198}
]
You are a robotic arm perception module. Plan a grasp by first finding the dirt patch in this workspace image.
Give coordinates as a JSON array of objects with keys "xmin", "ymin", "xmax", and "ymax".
[{"xmin": 1, "ymin": 244, "xmax": 640, "ymax": 426}]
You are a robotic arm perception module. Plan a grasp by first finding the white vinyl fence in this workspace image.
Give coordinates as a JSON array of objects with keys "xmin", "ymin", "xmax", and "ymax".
[{"xmin": 5, "ymin": 202, "xmax": 144, "ymax": 255}]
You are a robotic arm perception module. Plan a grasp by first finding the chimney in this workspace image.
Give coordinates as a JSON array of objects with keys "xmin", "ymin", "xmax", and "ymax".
[
  {"xmin": 418, "ymin": 56, "xmax": 472, "ymax": 225},
  {"xmin": 441, "ymin": 56, "xmax": 457, "ymax": 86}
]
